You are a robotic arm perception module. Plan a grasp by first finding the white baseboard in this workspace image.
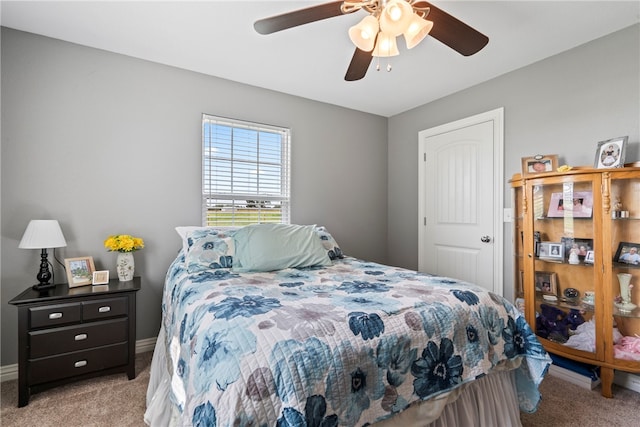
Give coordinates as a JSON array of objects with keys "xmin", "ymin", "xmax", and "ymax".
[
  {"xmin": 136, "ymin": 336, "xmax": 158, "ymax": 354},
  {"xmin": 0, "ymin": 364, "xmax": 18, "ymax": 383},
  {"xmin": 614, "ymin": 371, "xmax": 640, "ymax": 393},
  {"xmin": 0, "ymin": 336, "xmax": 157, "ymax": 383}
]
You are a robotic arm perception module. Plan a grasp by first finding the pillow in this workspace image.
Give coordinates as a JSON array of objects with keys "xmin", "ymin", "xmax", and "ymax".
[
  {"xmin": 233, "ymin": 223, "xmax": 332, "ymax": 272},
  {"xmin": 175, "ymin": 227, "xmax": 238, "ymax": 272},
  {"xmin": 175, "ymin": 226, "xmax": 238, "ymax": 255},
  {"xmin": 315, "ymin": 226, "xmax": 344, "ymax": 260},
  {"xmin": 185, "ymin": 233, "xmax": 235, "ymax": 273}
]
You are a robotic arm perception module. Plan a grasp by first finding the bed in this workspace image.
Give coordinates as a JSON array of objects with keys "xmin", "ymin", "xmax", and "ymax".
[{"xmin": 145, "ymin": 224, "xmax": 551, "ymax": 426}]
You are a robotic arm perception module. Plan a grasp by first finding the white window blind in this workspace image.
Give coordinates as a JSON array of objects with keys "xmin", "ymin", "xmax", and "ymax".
[{"xmin": 202, "ymin": 114, "xmax": 291, "ymax": 226}]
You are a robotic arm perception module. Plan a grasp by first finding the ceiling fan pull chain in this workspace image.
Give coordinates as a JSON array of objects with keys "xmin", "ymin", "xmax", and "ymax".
[{"xmin": 376, "ymin": 57, "xmax": 381, "ymax": 71}]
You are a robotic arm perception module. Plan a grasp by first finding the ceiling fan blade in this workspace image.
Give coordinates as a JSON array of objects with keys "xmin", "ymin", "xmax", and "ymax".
[
  {"xmin": 254, "ymin": 1, "xmax": 345, "ymax": 35},
  {"xmin": 345, "ymin": 48, "xmax": 373, "ymax": 81},
  {"xmin": 418, "ymin": 1, "xmax": 489, "ymax": 56}
]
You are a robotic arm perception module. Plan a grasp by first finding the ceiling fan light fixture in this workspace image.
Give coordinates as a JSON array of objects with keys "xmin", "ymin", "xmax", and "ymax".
[
  {"xmin": 379, "ymin": 0, "xmax": 413, "ymax": 36},
  {"xmin": 348, "ymin": 15, "xmax": 379, "ymax": 51},
  {"xmin": 403, "ymin": 15, "xmax": 433, "ymax": 49},
  {"xmin": 372, "ymin": 31, "xmax": 399, "ymax": 57}
]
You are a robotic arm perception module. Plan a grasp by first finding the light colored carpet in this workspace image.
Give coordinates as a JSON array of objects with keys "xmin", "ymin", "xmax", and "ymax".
[
  {"xmin": 521, "ymin": 374, "xmax": 640, "ymax": 427},
  {"xmin": 1, "ymin": 352, "xmax": 151, "ymax": 427},
  {"xmin": 1, "ymin": 352, "xmax": 639, "ymax": 426}
]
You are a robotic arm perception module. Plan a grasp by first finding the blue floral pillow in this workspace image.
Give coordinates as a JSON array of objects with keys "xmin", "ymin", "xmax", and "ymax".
[
  {"xmin": 315, "ymin": 226, "xmax": 344, "ymax": 260},
  {"xmin": 178, "ymin": 228, "xmax": 237, "ymax": 273}
]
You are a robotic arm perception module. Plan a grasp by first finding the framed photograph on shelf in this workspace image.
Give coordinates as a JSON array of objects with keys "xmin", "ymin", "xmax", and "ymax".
[
  {"xmin": 64, "ymin": 256, "xmax": 96, "ymax": 288},
  {"xmin": 594, "ymin": 136, "xmax": 627, "ymax": 169},
  {"xmin": 584, "ymin": 250, "xmax": 595, "ymax": 264},
  {"xmin": 521, "ymin": 154, "xmax": 558, "ymax": 176},
  {"xmin": 535, "ymin": 271, "xmax": 558, "ymax": 296},
  {"xmin": 614, "ymin": 242, "xmax": 640, "ymax": 265},
  {"xmin": 560, "ymin": 237, "xmax": 593, "ymax": 263},
  {"xmin": 538, "ymin": 242, "xmax": 564, "ymax": 261},
  {"xmin": 547, "ymin": 191, "xmax": 593, "ymax": 218}
]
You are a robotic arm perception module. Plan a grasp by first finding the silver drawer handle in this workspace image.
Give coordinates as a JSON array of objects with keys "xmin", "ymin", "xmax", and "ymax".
[
  {"xmin": 98, "ymin": 306, "xmax": 111, "ymax": 313},
  {"xmin": 74, "ymin": 360, "xmax": 87, "ymax": 368},
  {"xmin": 49, "ymin": 312, "xmax": 63, "ymax": 319},
  {"xmin": 74, "ymin": 333, "xmax": 88, "ymax": 341}
]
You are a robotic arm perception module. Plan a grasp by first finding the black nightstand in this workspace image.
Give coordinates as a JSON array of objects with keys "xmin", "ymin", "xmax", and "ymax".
[{"xmin": 8, "ymin": 277, "xmax": 141, "ymax": 407}]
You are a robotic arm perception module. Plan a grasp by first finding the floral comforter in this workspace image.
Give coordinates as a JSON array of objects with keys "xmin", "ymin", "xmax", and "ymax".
[{"xmin": 162, "ymin": 254, "xmax": 550, "ymax": 427}]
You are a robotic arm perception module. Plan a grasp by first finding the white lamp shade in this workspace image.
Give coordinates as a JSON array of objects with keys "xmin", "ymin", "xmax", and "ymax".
[
  {"xmin": 372, "ymin": 32, "xmax": 399, "ymax": 57},
  {"xmin": 404, "ymin": 15, "xmax": 433, "ymax": 49},
  {"xmin": 379, "ymin": 0, "xmax": 413, "ymax": 37},
  {"xmin": 19, "ymin": 220, "xmax": 67, "ymax": 249},
  {"xmin": 348, "ymin": 15, "xmax": 379, "ymax": 52}
]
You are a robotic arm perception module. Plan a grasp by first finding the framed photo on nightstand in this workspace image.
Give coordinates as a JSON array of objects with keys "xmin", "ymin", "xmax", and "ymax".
[
  {"xmin": 92, "ymin": 270, "xmax": 110, "ymax": 285},
  {"xmin": 65, "ymin": 256, "xmax": 95, "ymax": 288}
]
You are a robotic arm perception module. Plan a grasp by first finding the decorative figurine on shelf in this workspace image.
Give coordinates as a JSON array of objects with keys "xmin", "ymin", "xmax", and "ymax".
[
  {"xmin": 568, "ymin": 244, "xmax": 580, "ymax": 265},
  {"xmin": 614, "ymin": 197, "xmax": 623, "ymax": 211},
  {"xmin": 564, "ymin": 287, "xmax": 580, "ymax": 305},
  {"xmin": 612, "ymin": 197, "xmax": 623, "ymax": 219},
  {"xmin": 582, "ymin": 291, "xmax": 595, "ymax": 307}
]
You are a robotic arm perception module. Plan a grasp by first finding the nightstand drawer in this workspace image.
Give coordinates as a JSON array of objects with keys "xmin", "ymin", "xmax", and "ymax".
[
  {"xmin": 29, "ymin": 342, "xmax": 129, "ymax": 384},
  {"xmin": 29, "ymin": 303, "xmax": 81, "ymax": 329},
  {"xmin": 82, "ymin": 297, "xmax": 127, "ymax": 320},
  {"xmin": 29, "ymin": 318, "xmax": 128, "ymax": 358}
]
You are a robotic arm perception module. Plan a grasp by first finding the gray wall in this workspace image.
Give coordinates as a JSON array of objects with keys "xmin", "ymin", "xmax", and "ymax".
[
  {"xmin": 388, "ymin": 24, "xmax": 640, "ymax": 302},
  {"xmin": 2, "ymin": 24, "xmax": 639, "ymax": 367},
  {"xmin": 0, "ymin": 28, "xmax": 388, "ymax": 366}
]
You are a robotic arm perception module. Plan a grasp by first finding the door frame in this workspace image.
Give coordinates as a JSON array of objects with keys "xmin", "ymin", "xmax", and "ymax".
[{"xmin": 418, "ymin": 107, "xmax": 504, "ymax": 295}]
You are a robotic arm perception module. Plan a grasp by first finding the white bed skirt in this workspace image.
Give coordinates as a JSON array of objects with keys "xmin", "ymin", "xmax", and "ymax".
[{"xmin": 145, "ymin": 327, "xmax": 522, "ymax": 427}]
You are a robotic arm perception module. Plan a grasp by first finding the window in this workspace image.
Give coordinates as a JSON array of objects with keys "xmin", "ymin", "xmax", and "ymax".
[{"xmin": 202, "ymin": 114, "xmax": 290, "ymax": 226}]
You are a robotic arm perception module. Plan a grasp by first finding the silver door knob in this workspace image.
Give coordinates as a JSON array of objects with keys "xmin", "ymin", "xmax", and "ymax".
[{"xmin": 480, "ymin": 235, "xmax": 491, "ymax": 243}]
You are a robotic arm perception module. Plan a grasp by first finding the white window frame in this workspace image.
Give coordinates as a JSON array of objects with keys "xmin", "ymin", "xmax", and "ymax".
[{"xmin": 202, "ymin": 114, "xmax": 291, "ymax": 226}]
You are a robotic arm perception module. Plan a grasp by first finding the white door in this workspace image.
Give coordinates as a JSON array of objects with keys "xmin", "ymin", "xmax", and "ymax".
[{"xmin": 418, "ymin": 108, "xmax": 504, "ymax": 294}]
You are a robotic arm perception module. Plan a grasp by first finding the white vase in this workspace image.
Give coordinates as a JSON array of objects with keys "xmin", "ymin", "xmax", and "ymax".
[
  {"xmin": 116, "ymin": 252, "xmax": 135, "ymax": 281},
  {"xmin": 618, "ymin": 273, "xmax": 632, "ymax": 302},
  {"xmin": 616, "ymin": 273, "xmax": 636, "ymax": 313}
]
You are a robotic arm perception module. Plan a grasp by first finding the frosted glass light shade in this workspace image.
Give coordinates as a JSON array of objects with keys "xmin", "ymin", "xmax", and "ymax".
[
  {"xmin": 348, "ymin": 15, "xmax": 379, "ymax": 52},
  {"xmin": 404, "ymin": 15, "xmax": 433, "ymax": 49},
  {"xmin": 19, "ymin": 220, "xmax": 67, "ymax": 249},
  {"xmin": 372, "ymin": 32, "xmax": 399, "ymax": 57},
  {"xmin": 379, "ymin": 0, "xmax": 413, "ymax": 36}
]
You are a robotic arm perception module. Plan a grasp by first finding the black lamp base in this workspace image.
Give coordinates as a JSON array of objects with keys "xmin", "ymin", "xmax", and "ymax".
[
  {"xmin": 32, "ymin": 282, "xmax": 56, "ymax": 291},
  {"xmin": 33, "ymin": 248, "xmax": 55, "ymax": 292}
]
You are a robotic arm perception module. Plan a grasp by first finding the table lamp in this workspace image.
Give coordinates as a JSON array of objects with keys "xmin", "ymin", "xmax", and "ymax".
[{"xmin": 19, "ymin": 220, "xmax": 67, "ymax": 291}]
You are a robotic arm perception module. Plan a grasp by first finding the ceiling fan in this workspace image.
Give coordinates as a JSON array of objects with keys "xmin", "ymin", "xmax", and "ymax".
[{"xmin": 254, "ymin": 0, "xmax": 489, "ymax": 81}]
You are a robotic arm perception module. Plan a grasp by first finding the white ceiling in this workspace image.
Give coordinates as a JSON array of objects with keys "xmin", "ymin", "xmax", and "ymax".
[{"xmin": 2, "ymin": 1, "xmax": 639, "ymax": 117}]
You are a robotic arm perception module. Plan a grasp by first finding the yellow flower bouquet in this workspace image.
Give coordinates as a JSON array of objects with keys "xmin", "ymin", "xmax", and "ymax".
[{"xmin": 104, "ymin": 234, "xmax": 145, "ymax": 253}]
